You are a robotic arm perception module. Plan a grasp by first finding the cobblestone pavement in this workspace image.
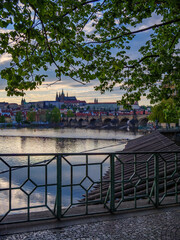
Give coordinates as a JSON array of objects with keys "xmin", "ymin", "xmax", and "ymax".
[{"xmin": 1, "ymin": 208, "xmax": 180, "ymax": 240}]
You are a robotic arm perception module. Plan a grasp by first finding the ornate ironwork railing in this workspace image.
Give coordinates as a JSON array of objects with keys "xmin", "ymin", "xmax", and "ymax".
[{"xmin": 0, "ymin": 151, "xmax": 180, "ymax": 225}]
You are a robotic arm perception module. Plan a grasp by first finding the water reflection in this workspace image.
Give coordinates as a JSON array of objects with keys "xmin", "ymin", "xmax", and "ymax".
[
  {"xmin": 0, "ymin": 128, "xmax": 140, "ymax": 218},
  {"xmin": 0, "ymin": 153, "xmax": 110, "ymax": 217},
  {"xmin": 0, "ymin": 127, "xmax": 142, "ymax": 140},
  {"xmin": 0, "ymin": 136, "xmax": 124, "ymax": 155}
]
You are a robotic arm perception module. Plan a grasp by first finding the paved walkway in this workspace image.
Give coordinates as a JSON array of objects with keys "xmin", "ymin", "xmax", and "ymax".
[{"xmin": 1, "ymin": 206, "xmax": 180, "ymax": 240}]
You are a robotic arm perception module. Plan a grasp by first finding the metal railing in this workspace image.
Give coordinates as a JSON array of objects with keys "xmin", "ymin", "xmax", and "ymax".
[{"xmin": 0, "ymin": 151, "xmax": 180, "ymax": 225}]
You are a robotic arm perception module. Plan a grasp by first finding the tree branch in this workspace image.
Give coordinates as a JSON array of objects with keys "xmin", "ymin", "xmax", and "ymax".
[
  {"xmin": 126, "ymin": 54, "xmax": 159, "ymax": 68},
  {"xmin": 85, "ymin": 18, "xmax": 180, "ymax": 44},
  {"xmin": 29, "ymin": 4, "xmax": 59, "ymax": 68},
  {"xmin": 45, "ymin": 79, "xmax": 61, "ymax": 87},
  {"xmin": 78, "ymin": 0, "xmax": 106, "ymax": 33},
  {"xmin": 169, "ymin": 33, "xmax": 178, "ymax": 50},
  {"xmin": 62, "ymin": 0, "xmax": 100, "ymax": 18},
  {"xmin": 29, "ymin": 3, "xmax": 86, "ymax": 86}
]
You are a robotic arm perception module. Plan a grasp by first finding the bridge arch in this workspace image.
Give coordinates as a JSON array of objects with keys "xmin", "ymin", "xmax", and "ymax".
[
  {"xmin": 138, "ymin": 118, "xmax": 148, "ymax": 127},
  {"xmin": 90, "ymin": 118, "xmax": 97, "ymax": 125},
  {"xmin": 69, "ymin": 118, "xmax": 77, "ymax": 126},
  {"xmin": 103, "ymin": 118, "xmax": 112, "ymax": 125},
  {"xmin": 61, "ymin": 118, "xmax": 67, "ymax": 122},
  {"xmin": 120, "ymin": 117, "xmax": 129, "ymax": 126},
  {"xmin": 111, "ymin": 118, "xmax": 119, "ymax": 126},
  {"xmin": 78, "ymin": 118, "xmax": 89, "ymax": 127}
]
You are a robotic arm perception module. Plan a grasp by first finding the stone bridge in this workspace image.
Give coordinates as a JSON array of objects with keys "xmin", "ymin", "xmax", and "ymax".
[{"xmin": 62, "ymin": 114, "xmax": 149, "ymax": 128}]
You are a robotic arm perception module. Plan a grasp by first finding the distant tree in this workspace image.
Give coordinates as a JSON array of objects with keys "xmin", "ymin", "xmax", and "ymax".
[
  {"xmin": 149, "ymin": 104, "xmax": 164, "ymax": 123},
  {"xmin": 15, "ymin": 111, "xmax": 23, "ymax": 123},
  {"xmin": 51, "ymin": 107, "xmax": 61, "ymax": 123},
  {"xmin": 60, "ymin": 104, "xmax": 66, "ymax": 110},
  {"xmin": 27, "ymin": 111, "xmax": 36, "ymax": 123},
  {"xmin": 39, "ymin": 111, "xmax": 46, "ymax": 122},
  {"xmin": 163, "ymin": 99, "xmax": 180, "ymax": 124},
  {"xmin": 0, "ymin": 115, "xmax": 5, "ymax": 123},
  {"xmin": 67, "ymin": 110, "xmax": 74, "ymax": 117},
  {"xmin": 46, "ymin": 110, "xmax": 52, "ymax": 123},
  {"xmin": 149, "ymin": 99, "xmax": 180, "ymax": 124}
]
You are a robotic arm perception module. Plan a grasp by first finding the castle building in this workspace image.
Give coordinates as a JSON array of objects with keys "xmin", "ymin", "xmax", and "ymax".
[
  {"xmin": 56, "ymin": 90, "xmax": 77, "ymax": 102},
  {"xmin": 55, "ymin": 90, "xmax": 86, "ymax": 107}
]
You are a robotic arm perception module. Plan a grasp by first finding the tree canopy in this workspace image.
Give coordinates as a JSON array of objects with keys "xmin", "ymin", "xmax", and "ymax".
[
  {"xmin": 15, "ymin": 111, "xmax": 23, "ymax": 123},
  {"xmin": 0, "ymin": 0, "xmax": 180, "ymax": 106},
  {"xmin": 149, "ymin": 98, "xmax": 180, "ymax": 124},
  {"xmin": 46, "ymin": 107, "xmax": 61, "ymax": 123},
  {"xmin": 51, "ymin": 107, "xmax": 61, "ymax": 123},
  {"xmin": 67, "ymin": 109, "xmax": 74, "ymax": 117},
  {"xmin": 0, "ymin": 115, "xmax": 5, "ymax": 123},
  {"xmin": 27, "ymin": 111, "xmax": 36, "ymax": 122}
]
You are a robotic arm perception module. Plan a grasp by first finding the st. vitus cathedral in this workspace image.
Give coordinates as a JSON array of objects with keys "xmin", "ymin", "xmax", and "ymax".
[{"xmin": 55, "ymin": 90, "xmax": 77, "ymax": 102}]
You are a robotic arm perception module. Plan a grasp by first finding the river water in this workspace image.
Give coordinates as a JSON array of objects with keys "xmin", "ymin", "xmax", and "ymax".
[
  {"xmin": 0, "ymin": 128, "xmax": 142, "ymax": 218},
  {"xmin": 0, "ymin": 127, "xmax": 142, "ymax": 153}
]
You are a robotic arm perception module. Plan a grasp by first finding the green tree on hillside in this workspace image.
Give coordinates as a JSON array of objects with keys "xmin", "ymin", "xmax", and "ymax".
[
  {"xmin": 46, "ymin": 110, "xmax": 52, "ymax": 123},
  {"xmin": 163, "ymin": 99, "xmax": 180, "ymax": 124},
  {"xmin": 51, "ymin": 107, "xmax": 61, "ymax": 123},
  {"xmin": 46, "ymin": 108, "xmax": 61, "ymax": 123},
  {"xmin": 67, "ymin": 110, "xmax": 74, "ymax": 117},
  {"xmin": 15, "ymin": 111, "xmax": 23, "ymax": 123},
  {"xmin": 0, "ymin": 115, "xmax": 5, "ymax": 123},
  {"xmin": 149, "ymin": 99, "xmax": 180, "ymax": 124},
  {"xmin": 27, "ymin": 111, "xmax": 36, "ymax": 123},
  {"xmin": 0, "ymin": 1, "xmax": 179, "ymax": 107}
]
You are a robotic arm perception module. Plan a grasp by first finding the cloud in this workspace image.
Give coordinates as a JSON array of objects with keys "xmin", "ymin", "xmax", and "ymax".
[
  {"xmin": 0, "ymin": 79, "xmax": 150, "ymax": 105},
  {"xmin": 0, "ymin": 80, "xmax": 7, "ymax": 90},
  {"xmin": 0, "ymin": 53, "xmax": 12, "ymax": 64},
  {"xmin": 175, "ymin": 40, "xmax": 180, "ymax": 50},
  {"xmin": 0, "ymin": 28, "xmax": 12, "ymax": 33},
  {"xmin": 84, "ymin": 20, "xmax": 95, "ymax": 35},
  {"xmin": 129, "ymin": 13, "xmax": 163, "ymax": 32}
]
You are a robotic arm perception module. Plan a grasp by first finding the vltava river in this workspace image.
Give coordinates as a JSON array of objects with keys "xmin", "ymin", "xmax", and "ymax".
[{"xmin": 0, "ymin": 127, "xmax": 142, "ymax": 154}]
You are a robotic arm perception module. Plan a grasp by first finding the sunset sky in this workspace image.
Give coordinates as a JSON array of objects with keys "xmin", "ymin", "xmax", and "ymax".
[{"xmin": 0, "ymin": 13, "xmax": 164, "ymax": 106}]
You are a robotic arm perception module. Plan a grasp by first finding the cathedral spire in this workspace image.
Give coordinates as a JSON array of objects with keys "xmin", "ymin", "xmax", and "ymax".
[{"xmin": 56, "ymin": 92, "xmax": 58, "ymax": 101}]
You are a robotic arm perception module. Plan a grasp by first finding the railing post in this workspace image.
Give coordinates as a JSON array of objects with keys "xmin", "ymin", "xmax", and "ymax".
[
  {"xmin": 56, "ymin": 154, "xmax": 62, "ymax": 220},
  {"xmin": 154, "ymin": 153, "xmax": 159, "ymax": 208},
  {"xmin": 110, "ymin": 153, "xmax": 115, "ymax": 213}
]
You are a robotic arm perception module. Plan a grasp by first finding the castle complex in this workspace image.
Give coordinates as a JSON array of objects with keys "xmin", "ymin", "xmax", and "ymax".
[{"xmin": 55, "ymin": 90, "xmax": 77, "ymax": 102}]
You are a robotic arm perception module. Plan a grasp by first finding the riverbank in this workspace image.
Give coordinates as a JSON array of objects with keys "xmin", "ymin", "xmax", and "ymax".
[{"xmin": 0, "ymin": 121, "xmax": 152, "ymax": 132}]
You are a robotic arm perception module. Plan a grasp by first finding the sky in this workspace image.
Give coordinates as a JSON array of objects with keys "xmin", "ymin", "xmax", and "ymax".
[{"xmin": 0, "ymin": 9, "xmax": 163, "ymax": 106}]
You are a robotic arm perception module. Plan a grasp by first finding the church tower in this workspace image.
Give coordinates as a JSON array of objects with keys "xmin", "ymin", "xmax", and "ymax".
[
  {"xmin": 56, "ymin": 92, "xmax": 59, "ymax": 101},
  {"xmin": 21, "ymin": 98, "xmax": 26, "ymax": 105},
  {"xmin": 61, "ymin": 89, "xmax": 65, "ymax": 101}
]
